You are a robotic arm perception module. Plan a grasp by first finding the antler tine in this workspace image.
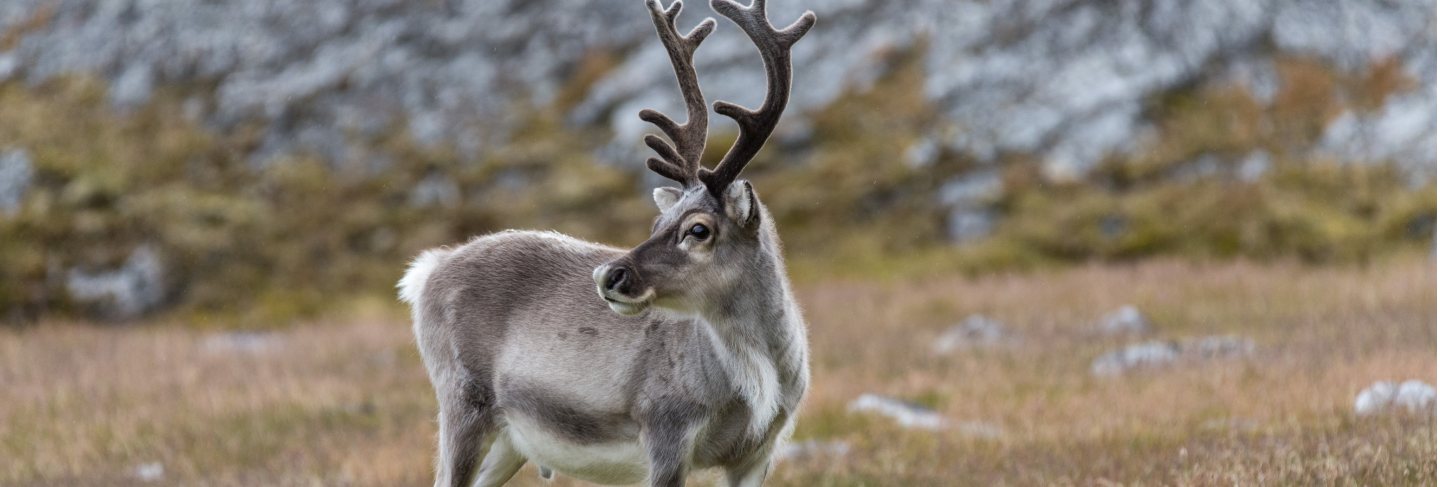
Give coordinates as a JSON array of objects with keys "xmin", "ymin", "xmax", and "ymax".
[
  {"xmin": 700, "ymin": 0, "xmax": 815, "ymax": 195},
  {"xmin": 640, "ymin": 0, "xmax": 717, "ymax": 188}
]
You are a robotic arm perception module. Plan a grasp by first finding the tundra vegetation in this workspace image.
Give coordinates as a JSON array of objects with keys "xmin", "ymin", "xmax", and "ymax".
[
  {"xmin": 1, "ymin": 255, "xmax": 1432, "ymax": 484},
  {"xmin": 0, "ymin": 51, "xmax": 1432, "ymax": 324}
]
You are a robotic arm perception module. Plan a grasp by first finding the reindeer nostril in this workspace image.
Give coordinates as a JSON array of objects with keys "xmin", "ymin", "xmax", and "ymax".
[{"xmin": 605, "ymin": 267, "xmax": 629, "ymax": 291}]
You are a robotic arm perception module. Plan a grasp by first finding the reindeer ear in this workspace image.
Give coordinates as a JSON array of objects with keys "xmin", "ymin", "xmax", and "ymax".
[
  {"xmin": 653, "ymin": 187, "xmax": 684, "ymax": 210},
  {"xmin": 722, "ymin": 180, "xmax": 757, "ymax": 226}
]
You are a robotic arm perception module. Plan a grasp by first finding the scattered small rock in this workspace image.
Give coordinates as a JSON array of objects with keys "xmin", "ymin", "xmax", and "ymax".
[
  {"xmin": 933, "ymin": 314, "xmax": 1010, "ymax": 353},
  {"xmin": 775, "ymin": 440, "xmax": 851, "ymax": 463},
  {"xmin": 846, "ymin": 394, "xmax": 1004, "ymax": 438},
  {"xmin": 1091, "ymin": 335, "xmax": 1255, "ymax": 376},
  {"xmin": 202, "ymin": 331, "xmax": 283, "ymax": 354},
  {"xmin": 1185, "ymin": 335, "xmax": 1256, "ymax": 359},
  {"xmin": 408, "ymin": 172, "xmax": 462, "ymax": 208},
  {"xmin": 1095, "ymin": 305, "xmax": 1152, "ymax": 335},
  {"xmin": 949, "ymin": 420, "xmax": 1006, "ymax": 440},
  {"xmin": 848, "ymin": 394, "xmax": 948, "ymax": 430},
  {"xmin": 132, "ymin": 462, "xmax": 164, "ymax": 483},
  {"xmin": 1355, "ymin": 380, "xmax": 1437, "ymax": 416},
  {"xmin": 1090, "ymin": 341, "xmax": 1180, "ymax": 376},
  {"xmin": 65, "ymin": 245, "xmax": 168, "ymax": 320}
]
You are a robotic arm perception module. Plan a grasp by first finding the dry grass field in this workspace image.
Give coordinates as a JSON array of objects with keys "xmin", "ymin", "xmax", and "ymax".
[{"xmin": 2, "ymin": 255, "xmax": 1435, "ymax": 486}]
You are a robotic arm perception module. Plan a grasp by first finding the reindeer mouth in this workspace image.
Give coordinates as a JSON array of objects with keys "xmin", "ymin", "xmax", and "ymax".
[{"xmin": 601, "ymin": 288, "xmax": 654, "ymax": 316}]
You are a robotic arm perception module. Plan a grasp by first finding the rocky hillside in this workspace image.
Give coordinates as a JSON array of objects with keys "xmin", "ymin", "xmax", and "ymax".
[
  {"xmin": 2, "ymin": 0, "xmax": 1432, "ymax": 175},
  {"xmin": 0, "ymin": 0, "xmax": 1434, "ymax": 322}
]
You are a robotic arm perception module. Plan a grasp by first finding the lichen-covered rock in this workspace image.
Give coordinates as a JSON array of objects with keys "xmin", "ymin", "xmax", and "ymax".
[
  {"xmin": 1354, "ymin": 380, "xmax": 1437, "ymax": 416},
  {"xmin": 938, "ymin": 171, "xmax": 1004, "ymax": 243},
  {"xmin": 0, "ymin": 0, "xmax": 1430, "ymax": 178},
  {"xmin": 65, "ymin": 245, "xmax": 167, "ymax": 320},
  {"xmin": 0, "ymin": 149, "xmax": 32, "ymax": 216}
]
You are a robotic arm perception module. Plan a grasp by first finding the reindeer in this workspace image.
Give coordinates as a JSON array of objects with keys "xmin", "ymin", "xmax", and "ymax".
[{"xmin": 398, "ymin": 0, "xmax": 815, "ymax": 485}]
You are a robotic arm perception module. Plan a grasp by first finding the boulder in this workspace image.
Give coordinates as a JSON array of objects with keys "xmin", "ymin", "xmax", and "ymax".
[
  {"xmin": 1354, "ymin": 380, "xmax": 1437, "ymax": 416},
  {"xmin": 65, "ymin": 246, "xmax": 167, "ymax": 320}
]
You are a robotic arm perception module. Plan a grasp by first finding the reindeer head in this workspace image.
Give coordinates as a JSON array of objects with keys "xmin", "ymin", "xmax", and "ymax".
[{"xmin": 594, "ymin": 0, "xmax": 814, "ymax": 316}]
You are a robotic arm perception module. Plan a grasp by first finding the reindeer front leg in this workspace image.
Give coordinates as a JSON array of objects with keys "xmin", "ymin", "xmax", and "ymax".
[
  {"xmin": 725, "ymin": 459, "xmax": 772, "ymax": 487},
  {"xmin": 640, "ymin": 404, "xmax": 704, "ymax": 487}
]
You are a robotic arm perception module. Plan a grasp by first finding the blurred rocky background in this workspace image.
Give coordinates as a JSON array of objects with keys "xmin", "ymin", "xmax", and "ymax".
[{"xmin": 0, "ymin": 0, "xmax": 1434, "ymax": 324}]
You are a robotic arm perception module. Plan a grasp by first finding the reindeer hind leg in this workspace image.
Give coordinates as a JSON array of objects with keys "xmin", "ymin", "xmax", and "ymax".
[{"xmin": 433, "ymin": 378, "xmax": 495, "ymax": 487}]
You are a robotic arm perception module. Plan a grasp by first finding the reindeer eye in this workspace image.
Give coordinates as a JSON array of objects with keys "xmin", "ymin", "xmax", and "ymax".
[{"xmin": 687, "ymin": 223, "xmax": 711, "ymax": 241}]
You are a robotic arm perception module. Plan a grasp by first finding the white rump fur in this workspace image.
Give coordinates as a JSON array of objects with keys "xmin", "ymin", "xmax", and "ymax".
[{"xmin": 398, "ymin": 248, "xmax": 451, "ymax": 305}]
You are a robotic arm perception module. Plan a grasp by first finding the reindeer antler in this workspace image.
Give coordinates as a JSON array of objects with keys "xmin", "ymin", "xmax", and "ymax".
[
  {"xmin": 640, "ymin": 0, "xmax": 716, "ymax": 188},
  {"xmin": 699, "ymin": 0, "xmax": 815, "ymax": 195}
]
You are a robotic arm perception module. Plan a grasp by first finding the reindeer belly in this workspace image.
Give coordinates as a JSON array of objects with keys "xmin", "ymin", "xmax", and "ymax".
[
  {"xmin": 495, "ymin": 369, "xmax": 648, "ymax": 485},
  {"xmin": 504, "ymin": 412, "xmax": 647, "ymax": 485}
]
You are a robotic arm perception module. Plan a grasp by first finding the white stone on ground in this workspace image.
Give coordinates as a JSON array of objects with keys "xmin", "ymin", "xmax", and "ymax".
[
  {"xmin": 1354, "ymin": 380, "xmax": 1437, "ymax": 416},
  {"xmin": 1095, "ymin": 305, "xmax": 1152, "ymax": 335},
  {"xmin": 774, "ymin": 440, "xmax": 851, "ymax": 463},
  {"xmin": 848, "ymin": 394, "xmax": 948, "ymax": 430},
  {"xmin": 846, "ymin": 394, "xmax": 1004, "ymax": 439},
  {"xmin": 1091, "ymin": 335, "xmax": 1256, "ymax": 376},
  {"xmin": 933, "ymin": 314, "xmax": 1009, "ymax": 353},
  {"xmin": 64, "ymin": 245, "xmax": 167, "ymax": 320},
  {"xmin": 132, "ymin": 462, "xmax": 164, "ymax": 483},
  {"xmin": 1090, "ymin": 341, "xmax": 1180, "ymax": 376},
  {"xmin": 202, "ymin": 331, "xmax": 283, "ymax": 354}
]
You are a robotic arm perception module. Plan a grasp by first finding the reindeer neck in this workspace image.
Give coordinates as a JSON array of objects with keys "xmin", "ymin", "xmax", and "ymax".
[{"xmin": 695, "ymin": 223, "xmax": 808, "ymax": 430}]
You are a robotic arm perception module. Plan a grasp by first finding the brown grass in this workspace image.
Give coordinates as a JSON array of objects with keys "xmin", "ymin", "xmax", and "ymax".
[{"xmin": 2, "ymin": 255, "xmax": 1434, "ymax": 486}]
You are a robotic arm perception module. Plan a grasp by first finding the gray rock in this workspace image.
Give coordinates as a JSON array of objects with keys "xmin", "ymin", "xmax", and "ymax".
[
  {"xmin": 1090, "ymin": 341, "xmax": 1180, "ymax": 376},
  {"xmin": 0, "ymin": 0, "xmax": 1428, "ymax": 179},
  {"xmin": 845, "ymin": 393, "xmax": 1003, "ymax": 438},
  {"xmin": 1091, "ymin": 335, "xmax": 1256, "ymax": 376},
  {"xmin": 933, "ymin": 314, "xmax": 1009, "ymax": 353},
  {"xmin": 1236, "ymin": 150, "xmax": 1272, "ymax": 183},
  {"xmin": 938, "ymin": 169, "xmax": 1005, "ymax": 243},
  {"xmin": 0, "ymin": 52, "xmax": 17, "ymax": 82},
  {"xmin": 1354, "ymin": 380, "xmax": 1437, "ymax": 416},
  {"xmin": 201, "ymin": 331, "xmax": 283, "ymax": 354},
  {"xmin": 945, "ymin": 208, "xmax": 997, "ymax": 244},
  {"xmin": 904, "ymin": 136, "xmax": 941, "ymax": 168},
  {"xmin": 774, "ymin": 440, "xmax": 851, "ymax": 463},
  {"xmin": 111, "ymin": 64, "xmax": 155, "ymax": 110},
  {"xmin": 408, "ymin": 172, "xmax": 462, "ymax": 208},
  {"xmin": 65, "ymin": 245, "xmax": 167, "ymax": 320},
  {"xmin": 1095, "ymin": 305, "xmax": 1152, "ymax": 335},
  {"xmin": 131, "ymin": 462, "xmax": 164, "ymax": 483},
  {"xmin": 847, "ymin": 393, "xmax": 948, "ymax": 430},
  {"xmin": 938, "ymin": 170, "xmax": 1004, "ymax": 207},
  {"xmin": 1185, "ymin": 335, "xmax": 1256, "ymax": 359},
  {"xmin": 0, "ymin": 149, "xmax": 33, "ymax": 216}
]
